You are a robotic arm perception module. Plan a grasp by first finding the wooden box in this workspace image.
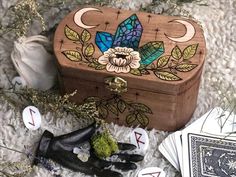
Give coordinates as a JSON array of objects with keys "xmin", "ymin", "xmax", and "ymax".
[{"xmin": 53, "ymin": 6, "xmax": 206, "ymax": 131}]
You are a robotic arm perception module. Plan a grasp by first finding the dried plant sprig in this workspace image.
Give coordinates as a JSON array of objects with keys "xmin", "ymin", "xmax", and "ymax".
[
  {"xmin": 0, "ymin": 0, "xmax": 206, "ymax": 38},
  {"xmin": 199, "ymin": 77, "xmax": 236, "ymax": 137},
  {"xmin": 1, "ymin": 0, "xmax": 46, "ymax": 37},
  {"xmin": 0, "ymin": 0, "xmax": 110, "ymax": 38},
  {"xmin": 140, "ymin": 0, "xmax": 206, "ymax": 28},
  {"xmin": 0, "ymin": 87, "xmax": 98, "ymax": 123},
  {"xmin": 0, "ymin": 144, "xmax": 62, "ymax": 177},
  {"xmin": 0, "ymin": 160, "xmax": 33, "ymax": 177},
  {"xmin": 165, "ymin": 0, "xmax": 203, "ymax": 27},
  {"xmin": 211, "ymin": 80, "xmax": 236, "ymax": 113},
  {"xmin": 0, "ymin": 86, "xmax": 120, "ymax": 172}
]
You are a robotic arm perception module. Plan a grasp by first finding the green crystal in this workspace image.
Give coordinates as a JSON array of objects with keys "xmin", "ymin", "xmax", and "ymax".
[{"xmin": 139, "ymin": 41, "xmax": 165, "ymax": 65}]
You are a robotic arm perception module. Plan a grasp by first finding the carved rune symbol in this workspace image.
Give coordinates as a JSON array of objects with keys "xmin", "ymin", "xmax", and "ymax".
[
  {"xmin": 28, "ymin": 108, "xmax": 36, "ymax": 126},
  {"xmin": 135, "ymin": 131, "xmax": 145, "ymax": 148}
]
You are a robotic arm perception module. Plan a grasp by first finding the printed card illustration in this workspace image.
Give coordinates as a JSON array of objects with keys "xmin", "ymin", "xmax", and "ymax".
[
  {"xmin": 188, "ymin": 133, "xmax": 236, "ymax": 177},
  {"xmin": 56, "ymin": 6, "xmax": 203, "ymax": 81},
  {"xmin": 199, "ymin": 107, "xmax": 236, "ymax": 136},
  {"xmin": 22, "ymin": 106, "xmax": 42, "ymax": 130},
  {"xmin": 137, "ymin": 167, "xmax": 166, "ymax": 177},
  {"xmin": 130, "ymin": 128, "xmax": 149, "ymax": 153}
]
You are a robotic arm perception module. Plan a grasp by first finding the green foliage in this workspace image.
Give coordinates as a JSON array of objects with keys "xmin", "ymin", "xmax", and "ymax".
[
  {"xmin": 0, "ymin": 0, "xmax": 110, "ymax": 38},
  {"xmin": 85, "ymin": 95, "xmax": 152, "ymax": 127},
  {"xmin": 63, "ymin": 26, "xmax": 198, "ymax": 83},
  {"xmin": 0, "ymin": 0, "xmax": 206, "ymax": 38},
  {"xmin": 140, "ymin": 0, "xmax": 207, "ymax": 21},
  {"xmin": 62, "ymin": 50, "xmax": 82, "ymax": 61},
  {"xmin": 63, "ymin": 25, "xmax": 98, "ymax": 67},
  {"xmin": 130, "ymin": 68, "xmax": 142, "ymax": 76},
  {"xmin": 0, "ymin": 87, "xmax": 98, "ymax": 122},
  {"xmin": 183, "ymin": 44, "xmax": 199, "ymax": 60},
  {"xmin": 0, "ymin": 0, "xmax": 47, "ymax": 37},
  {"xmin": 141, "ymin": 44, "xmax": 199, "ymax": 81},
  {"xmin": 91, "ymin": 131, "xmax": 118, "ymax": 159},
  {"xmin": 171, "ymin": 45, "xmax": 182, "ymax": 60},
  {"xmin": 154, "ymin": 71, "xmax": 182, "ymax": 81},
  {"xmin": 64, "ymin": 25, "xmax": 80, "ymax": 41},
  {"xmin": 81, "ymin": 29, "xmax": 91, "ymax": 43}
]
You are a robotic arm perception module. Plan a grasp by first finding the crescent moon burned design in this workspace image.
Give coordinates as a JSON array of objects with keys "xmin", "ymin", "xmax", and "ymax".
[
  {"xmin": 165, "ymin": 19, "xmax": 195, "ymax": 42},
  {"xmin": 74, "ymin": 7, "xmax": 102, "ymax": 29}
]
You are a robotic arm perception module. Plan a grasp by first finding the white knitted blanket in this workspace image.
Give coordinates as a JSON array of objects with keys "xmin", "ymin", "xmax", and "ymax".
[{"xmin": 0, "ymin": 0, "xmax": 235, "ymax": 176}]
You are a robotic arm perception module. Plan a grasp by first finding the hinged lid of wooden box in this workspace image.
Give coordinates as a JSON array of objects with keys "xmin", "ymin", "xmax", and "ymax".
[{"xmin": 54, "ymin": 6, "xmax": 206, "ymax": 95}]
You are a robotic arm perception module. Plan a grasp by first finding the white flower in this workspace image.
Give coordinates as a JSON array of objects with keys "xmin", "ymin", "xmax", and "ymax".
[{"xmin": 98, "ymin": 47, "xmax": 141, "ymax": 73}]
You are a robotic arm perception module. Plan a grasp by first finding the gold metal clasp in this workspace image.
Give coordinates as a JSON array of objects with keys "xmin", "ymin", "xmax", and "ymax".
[{"xmin": 104, "ymin": 76, "xmax": 127, "ymax": 94}]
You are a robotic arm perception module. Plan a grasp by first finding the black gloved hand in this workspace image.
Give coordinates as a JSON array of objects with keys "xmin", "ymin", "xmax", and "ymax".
[{"xmin": 33, "ymin": 122, "xmax": 144, "ymax": 177}]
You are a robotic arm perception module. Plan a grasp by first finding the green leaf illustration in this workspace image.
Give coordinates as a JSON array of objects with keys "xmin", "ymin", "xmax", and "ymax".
[
  {"xmin": 150, "ymin": 63, "xmax": 156, "ymax": 69},
  {"xmin": 171, "ymin": 45, "xmax": 182, "ymax": 60},
  {"xmin": 136, "ymin": 113, "xmax": 149, "ymax": 127},
  {"xmin": 98, "ymin": 106, "xmax": 108, "ymax": 119},
  {"xmin": 88, "ymin": 62, "xmax": 97, "ymax": 68},
  {"xmin": 106, "ymin": 104, "xmax": 118, "ymax": 116},
  {"xmin": 154, "ymin": 71, "xmax": 182, "ymax": 81},
  {"xmin": 183, "ymin": 44, "xmax": 199, "ymax": 60},
  {"xmin": 64, "ymin": 25, "xmax": 80, "ymax": 41},
  {"xmin": 126, "ymin": 114, "xmax": 137, "ymax": 125},
  {"xmin": 139, "ymin": 64, "xmax": 147, "ymax": 70},
  {"xmin": 157, "ymin": 55, "xmax": 170, "ymax": 68},
  {"xmin": 62, "ymin": 50, "xmax": 82, "ymax": 61},
  {"xmin": 81, "ymin": 29, "xmax": 91, "ymax": 43},
  {"xmin": 84, "ymin": 96, "xmax": 101, "ymax": 103},
  {"xmin": 84, "ymin": 43, "xmax": 95, "ymax": 57},
  {"xmin": 117, "ymin": 100, "xmax": 126, "ymax": 113},
  {"xmin": 130, "ymin": 103, "xmax": 152, "ymax": 114},
  {"xmin": 96, "ymin": 64, "xmax": 106, "ymax": 70},
  {"xmin": 176, "ymin": 63, "xmax": 198, "ymax": 72},
  {"xmin": 140, "ymin": 69, "xmax": 150, "ymax": 75},
  {"xmin": 130, "ymin": 68, "xmax": 142, "ymax": 76}
]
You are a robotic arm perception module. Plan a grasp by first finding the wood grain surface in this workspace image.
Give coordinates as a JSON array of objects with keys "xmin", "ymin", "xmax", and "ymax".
[{"xmin": 54, "ymin": 6, "xmax": 206, "ymax": 130}]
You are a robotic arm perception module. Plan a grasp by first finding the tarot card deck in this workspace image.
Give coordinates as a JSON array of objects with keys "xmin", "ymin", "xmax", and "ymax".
[{"xmin": 159, "ymin": 107, "xmax": 236, "ymax": 177}]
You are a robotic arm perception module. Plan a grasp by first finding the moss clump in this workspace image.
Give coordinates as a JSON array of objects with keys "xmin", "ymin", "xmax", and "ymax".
[{"xmin": 91, "ymin": 131, "xmax": 118, "ymax": 159}]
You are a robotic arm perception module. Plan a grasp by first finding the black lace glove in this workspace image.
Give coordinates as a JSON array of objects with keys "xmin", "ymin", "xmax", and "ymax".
[{"xmin": 33, "ymin": 122, "xmax": 143, "ymax": 177}]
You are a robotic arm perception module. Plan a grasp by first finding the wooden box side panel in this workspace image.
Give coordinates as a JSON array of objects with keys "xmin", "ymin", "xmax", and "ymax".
[
  {"xmin": 175, "ymin": 72, "xmax": 202, "ymax": 129},
  {"xmin": 123, "ymin": 88, "xmax": 178, "ymax": 130},
  {"xmin": 59, "ymin": 75, "xmax": 200, "ymax": 131}
]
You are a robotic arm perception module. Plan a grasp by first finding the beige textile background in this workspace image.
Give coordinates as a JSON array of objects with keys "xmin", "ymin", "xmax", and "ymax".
[{"xmin": 0, "ymin": 0, "xmax": 235, "ymax": 176}]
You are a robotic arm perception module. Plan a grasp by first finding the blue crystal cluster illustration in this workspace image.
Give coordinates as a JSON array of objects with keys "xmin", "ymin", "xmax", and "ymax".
[
  {"xmin": 95, "ymin": 32, "xmax": 113, "ymax": 52},
  {"xmin": 95, "ymin": 13, "xmax": 165, "ymax": 65},
  {"xmin": 112, "ymin": 14, "xmax": 143, "ymax": 50}
]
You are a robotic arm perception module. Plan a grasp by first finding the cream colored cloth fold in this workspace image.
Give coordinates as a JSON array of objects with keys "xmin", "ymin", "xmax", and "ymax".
[{"xmin": 11, "ymin": 35, "xmax": 57, "ymax": 90}]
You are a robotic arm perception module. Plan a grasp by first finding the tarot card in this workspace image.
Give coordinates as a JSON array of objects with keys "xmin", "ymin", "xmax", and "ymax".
[
  {"xmin": 174, "ymin": 131, "xmax": 183, "ymax": 173},
  {"xmin": 199, "ymin": 107, "xmax": 236, "ymax": 137},
  {"xmin": 183, "ymin": 107, "xmax": 236, "ymax": 138},
  {"xmin": 160, "ymin": 107, "xmax": 236, "ymax": 176},
  {"xmin": 167, "ymin": 133, "xmax": 179, "ymax": 169},
  {"xmin": 158, "ymin": 134, "xmax": 179, "ymax": 171},
  {"xmin": 184, "ymin": 133, "xmax": 236, "ymax": 177},
  {"xmin": 164, "ymin": 133, "xmax": 178, "ymax": 165},
  {"xmin": 183, "ymin": 107, "xmax": 221, "ymax": 133},
  {"xmin": 159, "ymin": 141, "xmax": 179, "ymax": 171}
]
